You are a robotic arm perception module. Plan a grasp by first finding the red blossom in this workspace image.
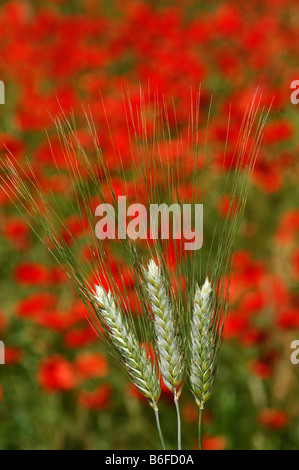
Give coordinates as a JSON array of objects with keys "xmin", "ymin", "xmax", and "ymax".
[
  {"xmin": 263, "ymin": 121, "xmax": 293, "ymax": 145},
  {"xmin": 78, "ymin": 384, "xmax": 112, "ymax": 409},
  {"xmin": 36, "ymin": 310, "xmax": 73, "ymax": 331},
  {"xmin": 213, "ymin": 6, "xmax": 242, "ymax": 37},
  {"xmin": 0, "ymin": 133, "xmax": 24, "ymax": 159},
  {"xmin": 38, "ymin": 355, "xmax": 77, "ymax": 392},
  {"xmin": 217, "ymin": 195, "xmax": 239, "ymax": 218},
  {"xmin": 74, "ymin": 352, "xmax": 108, "ymax": 380},
  {"xmin": 17, "ymin": 292, "xmax": 57, "ymax": 318},
  {"xmin": 0, "ymin": 0, "xmax": 298, "ymax": 448},
  {"xmin": 61, "ymin": 216, "xmax": 88, "ymax": 246},
  {"xmin": 201, "ymin": 435, "xmax": 227, "ymax": 451},
  {"xmin": 4, "ymin": 347, "xmax": 24, "ymax": 364},
  {"xmin": 277, "ymin": 308, "xmax": 299, "ymax": 330},
  {"xmin": 232, "ymin": 251, "xmax": 265, "ymax": 287},
  {"xmin": 258, "ymin": 408, "xmax": 288, "ymax": 430},
  {"xmin": 225, "ymin": 313, "xmax": 249, "ymax": 340},
  {"xmin": 64, "ymin": 326, "xmax": 97, "ymax": 348},
  {"xmin": 249, "ymin": 361, "xmax": 273, "ymax": 379},
  {"xmin": 2, "ymin": 217, "xmax": 30, "ymax": 250},
  {"xmin": 48, "ymin": 267, "xmax": 67, "ymax": 284},
  {"xmin": 275, "ymin": 210, "xmax": 299, "ymax": 245},
  {"xmin": 14, "ymin": 263, "xmax": 50, "ymax": 285},
  {"xmin": 240, "ymin": 291, "xmax": 266, "ymax": 314},
  {"xmin": 241, "ymin": 328, "xmax": 268, "ymax": 347},
  {"xmin": 248, "ymin": 353, "xmax": 277, "ymax": 379}
]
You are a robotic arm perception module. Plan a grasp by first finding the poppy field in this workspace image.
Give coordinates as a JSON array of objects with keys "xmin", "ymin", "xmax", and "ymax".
[{"xmin": 0, "ymin": 0, "xmax": 299, "ymax": 450}]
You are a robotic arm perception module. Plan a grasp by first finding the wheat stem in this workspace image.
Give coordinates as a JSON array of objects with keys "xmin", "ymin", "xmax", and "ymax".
[
  {"xmin": 198, "ymin": 408, "xmax": 204, "ymax": 450},
  {"xmin": 174, "ymin": 391, "xmax": 182, "ymax": 450},
  {"xmin": 153, "ymin": 405, "xmax": 167, "ymax": 450}
]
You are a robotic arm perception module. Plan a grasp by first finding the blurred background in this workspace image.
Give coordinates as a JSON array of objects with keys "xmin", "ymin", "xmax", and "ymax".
[{"xmin": 0, "ymin": 0, "xmax": 299, "ymax": 450}]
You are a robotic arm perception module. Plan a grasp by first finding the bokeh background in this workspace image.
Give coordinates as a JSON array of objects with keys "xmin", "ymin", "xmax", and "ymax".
[{"xmin": 0, "ymin": 0, "xmax": 299, "ymax": 450}]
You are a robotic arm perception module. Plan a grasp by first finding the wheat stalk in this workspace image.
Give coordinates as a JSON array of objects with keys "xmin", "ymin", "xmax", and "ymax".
[
  {"xmin": 189, "ymin": 278, "xmax": 215, "ymax": 411},
  {"xmin": 94, "ymin": 284, "xmax": 166, "ymax": 449},
  {"xmin": 145, "ymin": 259, "xmax": 184, "ymax": 395},
  {"xmin": 144, "ymin": 258, "xmax": 184, "ymax": 449},
  {"xmin": 94, "ymin": 285, "xmax": 161, "ymax": 406}
]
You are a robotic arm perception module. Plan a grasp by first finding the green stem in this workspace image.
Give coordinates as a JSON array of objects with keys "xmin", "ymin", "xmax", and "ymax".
[
  {"xmin": 174, "ymin": 393, "xmax": 182, "ymax": 450},
  {"xmin": 154, "ymin": 405, "xmax": 166, "ymax": 450},
  {"xmin": 198, "ymin": 407, "xmax": 204, "ymax": 450}
]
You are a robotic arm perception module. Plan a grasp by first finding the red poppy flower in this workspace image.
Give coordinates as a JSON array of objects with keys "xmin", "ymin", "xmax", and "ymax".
[
  {"xmin": 217, "ymin": 195, "xmax": 239, "ymax": 218},
  {"xmin": 253, "ymin": 163, "xmax": 282, "ymax": 193},
  {"xmin": 61, "ymin": 216, "xmax": 89, "ymax": 246},
  {"xmin": 248, "ymin": 358, "xmax": 274, "ymax": 379},
  {"xmin": 2, "ymin": 217, "xmax": 30, "ymax": 250},
  {"xmin": 0, "ymin": 133, "xmax": 24, "ymax": 160},
  {"xmin": 277, "ymin": 308, "xmax": 299, "ymax": 330},
  {"xmin": 68, "ymin": 300, "xmax": 89, "ymax": 324},
  {"xmin": 202, "ymin": 435, "xmax": 227, "ymax": 450},
  {"xmin": 17, "ymin": 292, "xmax": 57, "ymax": 318},
  {"xmin": 14, "ymin": 262, "xmax": 50, "ymax": 285},
  {"xmin": 48, "ymin": 267, "xmax": 67, "ymax": 284},
  {"xmin": 5, "ymin": 347, "xmax": 24, "ymax": 364},
  {"xmin": 233, "ymin": 251, "xmax": 265, "ymax": 287},
  {"xmin": 75, "ymin": 352, "xmax": 108, "ymax": 380},
  {"xmin": 225, "ymin": 313, "xmax": 249, "ymax": 340},
  {"xmin": 38, "ymin": 355, "xmax": 77, "ymax": 392},
  {"xmin": 64, "ymin": 326, "xmax": 97, "ymax": 348},
  {"xmin": 241, "ymin": 328, "xmax": 268, "ymax": 347},
  {"xmin": 213, "ymin": 5, "xmax": 242, "ymax": 37},
  {"xmin": 263, "ymin": 121, "xmax": 293, "ymax": 145},
  {"xmin": 78, "ymin": 384, "xmax": 112, "ymax": 409},
  {"xmin": 275, "ymin": 210, "xmax": 299, "ymax": 244},
  {"xmin": 240, "ymin": 291, "xmax": 266, "ymax": 314},
  {"xmin": 258, "ymin": 409, "xmax": 288, "ymax": 430},
  {"xmin": 36, "ymin": 310, "xmax": 73, "ymax": 331}
]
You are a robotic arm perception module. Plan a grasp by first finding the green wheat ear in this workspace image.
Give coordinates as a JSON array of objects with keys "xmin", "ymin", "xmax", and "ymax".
[
  {"xmin": 144, "ymin": 258, "xmax": 185, "ymax": 450},
  {"xmin": 94, "ymin": 284, "xmax": 161, "ymax": 406},
  {"xmin": 144, "ymin": 258, "xmax": 184, "ymax": 396},
  {"xmin": 189, "ymin": 278, "xmax": 215, "ymax": 410}
]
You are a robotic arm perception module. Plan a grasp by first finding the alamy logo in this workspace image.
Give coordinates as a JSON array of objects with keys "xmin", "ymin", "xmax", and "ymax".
[
  {"xmin": 0, "ymin": 81, "xmax": 4, "ymax": 104},
  {"xmin": 290, "ymin": 80, "xmax": 299, "ymax": 105},
  {"xmin": 95, "ymin": 197, "xmax": 203, "ymax": 251},
  {"xmin": 290, "ymin": 340, "xmax": 299, "ymax": 365},
  {"xmin": 0, "ymin": 341, "xmax": 5, "ymax": 364}
]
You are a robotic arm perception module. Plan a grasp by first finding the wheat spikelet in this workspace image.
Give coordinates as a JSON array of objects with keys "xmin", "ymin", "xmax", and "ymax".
[
  {"xmin": 145, "ymin": 259, "xmax": 184, "ymax": 395},
  {"xmin": 94, "ymin": 285, "xmax": 161, "ymax": 406},
  {"xmin": 189, "ymin": 278, "xmax": 215, "ymax": 409}
]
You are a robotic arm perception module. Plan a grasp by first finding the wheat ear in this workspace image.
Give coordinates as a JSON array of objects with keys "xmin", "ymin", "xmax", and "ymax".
[
  {"xmin": 145, "ymin": 259, "xmax": 184, "ymax": 395},
  {"xmin": 94, "ymin": 285, "xmax": 161, "ymax": 406},
  {"xmin": 145, "ymin": 259, "xmax": 184, "ymax": 449},
  {"xmin": 189, "ymin": 278, "xmax": 216, "ymax": 411}
]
